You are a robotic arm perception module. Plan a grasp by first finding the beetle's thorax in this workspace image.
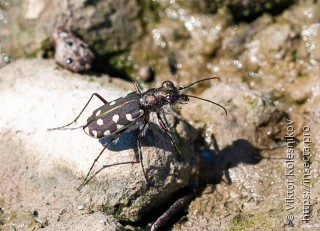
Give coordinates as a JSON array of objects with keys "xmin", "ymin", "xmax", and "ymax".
[
  {"xmin": 139, "ymin": 88, "xmax": 176, "ymax": 111},
  {"xmin": 139, "ymin": 80, "xmax": 190, "ymax": 111},
  {"xmin": 139, "ymin": 88, "xmax": 164, "ymax": 111}
]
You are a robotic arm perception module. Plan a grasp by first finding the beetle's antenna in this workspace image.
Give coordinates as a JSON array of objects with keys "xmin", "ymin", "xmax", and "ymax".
[
  {"xmin": 177, "ymin": 77, "xmax": 220, "ymax": 90},
  {"xmin": 185, "ymin": 94, "xmax": 227, "ymax": 116},
  {"xmin": 177, "ymin": 77, "xmax": 227, "ymax": 116}
]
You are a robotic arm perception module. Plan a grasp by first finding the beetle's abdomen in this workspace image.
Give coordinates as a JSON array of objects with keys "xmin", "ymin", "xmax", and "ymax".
[{"xmin": 83, "ymin": 92, "xmax": 144, "ymax": 138}]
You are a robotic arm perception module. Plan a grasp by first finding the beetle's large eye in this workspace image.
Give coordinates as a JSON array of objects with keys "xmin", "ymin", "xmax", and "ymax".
[{"xmin": 162, "ymin": 81, "xmax": 174, "ymax": 89}]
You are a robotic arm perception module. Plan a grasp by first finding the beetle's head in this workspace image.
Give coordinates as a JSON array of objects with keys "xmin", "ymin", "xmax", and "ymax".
[
  {"xmin": 158, "ymin": 81, "xmax": 179, "ymax": 104},
  {"xmin": 157, "ymin": 80, "xmax": 189, "ymax": 105}
]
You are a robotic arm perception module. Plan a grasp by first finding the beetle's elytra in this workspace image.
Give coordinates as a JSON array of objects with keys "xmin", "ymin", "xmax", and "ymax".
[
  {"xmin": 48, "ymin": 77, "xmax": 227, "ymax": 190},
  {"xmin": 84, "ymin": 92, "xmax": 144, "ymax": 138}
]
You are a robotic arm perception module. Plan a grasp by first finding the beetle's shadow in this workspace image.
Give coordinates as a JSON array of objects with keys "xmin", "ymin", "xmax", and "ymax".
[
  {"xmin": 144, "ymin": 139, "xmax": 266, "ymax": 230},
  {"xmin": 98, "ymin": 121, "xmax": 175, "ymax": 159},
  {"xmin": 198, "ymin": 136, "xmax": 263, "ymax": 185}
]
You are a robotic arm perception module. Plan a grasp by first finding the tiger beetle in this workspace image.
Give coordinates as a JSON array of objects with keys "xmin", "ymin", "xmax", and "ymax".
[{"xmin": 48, "ymin": 77, "xmax": 227, "ymax": 191}]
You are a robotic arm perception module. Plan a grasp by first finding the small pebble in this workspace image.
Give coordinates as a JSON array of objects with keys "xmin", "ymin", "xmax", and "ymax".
[
  {"xmin": 77, "ymin": 205, "xmax": 84, "ymax": 210},
  {"xmin": 138, "ymin": 66, "xmax": 155, "ymax": 82},
  {"xmin": 98, "ymin": 219, "xmax": 106, "ymax": 225},
  {"xmin": 53, "ymin": 28, "xmax": 95, "ymax": 73}
]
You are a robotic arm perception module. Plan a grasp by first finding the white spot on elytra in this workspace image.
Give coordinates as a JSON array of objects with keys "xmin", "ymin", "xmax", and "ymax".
[
  {"xmin": 104, "ymin": 130, "xmax": 111, "ymax": 136},
  {"xmin": 126, "ymin": 113, "xmax": 134, "ymax": 121},
  {"xmin": 96, "ymin": 110, "xmax": 102, "ymax": 116},
  {"xmin": 117, "ymin": 124, "xmax": 124, "ymax": 129},
  {"xmin": 92, "ymin": 130, "xmax": 98, "ymax": 138},
  {"xmin": 110, "ymin": 101, "xmax": 116, "ymax": 106},
  {"xmin": 112, "ymin": 114, "xmax": 119, "ymax": 123},
  {"xmin": 97, "ymin": 118, "xmax": 103, "ymax": 125},
  {"xmin": 139, "ymin": 109, "xmax": 144, "ymax": 116},
  {"xmin": 84, "ymin": 126, "xmax": 89, "ymax": 134}
]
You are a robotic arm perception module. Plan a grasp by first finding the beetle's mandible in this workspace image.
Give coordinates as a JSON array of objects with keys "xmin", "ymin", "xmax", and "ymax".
[{"xmin": 48, "ymin": 77, "xmax": 227, "ymax": 190}]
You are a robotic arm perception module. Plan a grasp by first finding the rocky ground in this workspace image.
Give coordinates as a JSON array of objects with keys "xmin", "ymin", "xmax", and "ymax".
[{"xmin": 1, "ymin": 0, "xmax": 320, "ymax": 230}]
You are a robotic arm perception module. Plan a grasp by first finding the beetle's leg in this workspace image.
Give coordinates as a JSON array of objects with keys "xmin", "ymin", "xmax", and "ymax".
[
  {"xmin": 159, "ymin": 108, "xmax": 174, "ymax": 132},
  {"xmin": 133, "ymin": 82, "xmax": 142, "ymax": 94},
  {"xmin": 137, "ymin": 114, "xmax": 150, "ymax": 185},
  {"xmin": 77, "ymin": 160, "xmax": 137, "ymax": 192},
  {"xmin": 156, "ymin": 112, "xmax": 182, "ymax": 160},
  {"xmin": 77, "ymin": 131, "xmax": 122, "ymax": 191},
  {"xmin": 164, "ymin": 107, "xmax": 185, "ymax": 121},
  {"xmin": 48, "ymin": 93, "xmax": 108, "ymax": 131}
]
